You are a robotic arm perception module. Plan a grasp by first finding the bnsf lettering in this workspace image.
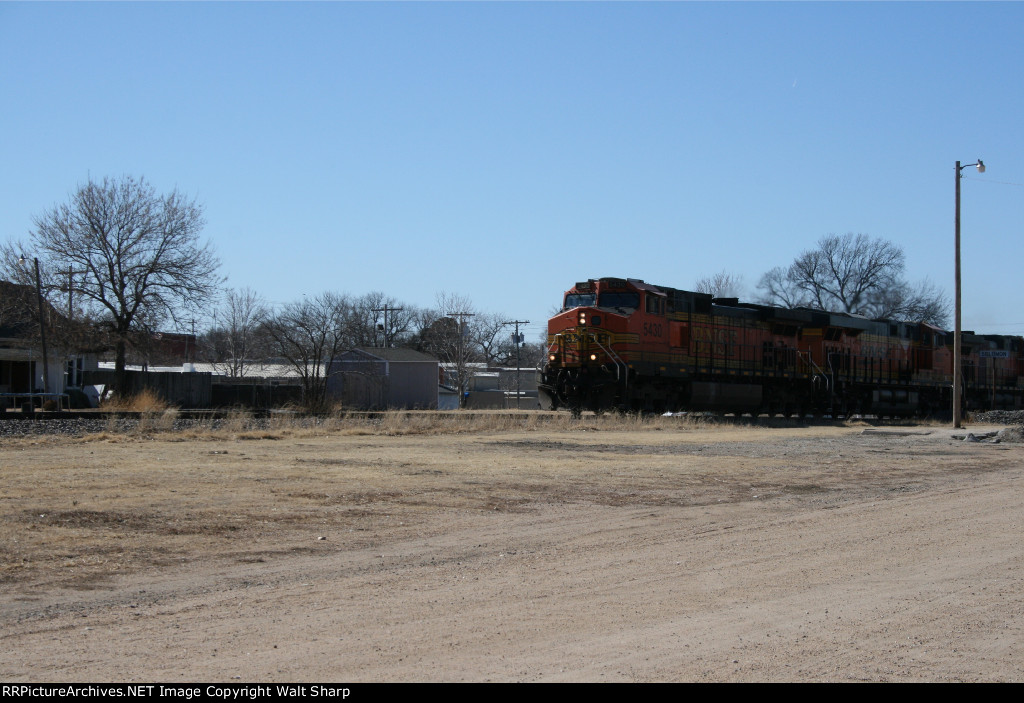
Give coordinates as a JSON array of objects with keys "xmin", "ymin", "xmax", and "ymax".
[
  {"xmin": 642, "ymin": 322, "xmax": 663, "ymax": 338},
  {"xmin": 693, "ymin": 327, "xmax": 737, "ymax": 356},
  {"xmin": 860, "ymin": 345, "xmax": 889, "ymax": 359},
  {"xmin": 563, "ymin": 333, "xmax": 609, "ymax": 344}
]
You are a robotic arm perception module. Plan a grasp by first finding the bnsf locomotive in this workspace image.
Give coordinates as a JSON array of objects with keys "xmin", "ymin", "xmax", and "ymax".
[{"xmin": 538, "ymin": 277, "xmax": 1024, "ymax": 417}]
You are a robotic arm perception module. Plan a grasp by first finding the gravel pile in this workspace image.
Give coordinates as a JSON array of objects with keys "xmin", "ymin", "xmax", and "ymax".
[
  {"xmin": 996, "ymin": 426, "xmax": 1024, "ymax": 443},
  {"xmin": 971, "ymin": 410, "xmax": 1024, "ymax": 426},
  {"xmin": 962, "ymin": 409, "xmax": 1024, "ymax": 443}
]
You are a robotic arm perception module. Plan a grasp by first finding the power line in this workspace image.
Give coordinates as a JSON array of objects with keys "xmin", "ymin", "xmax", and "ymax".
[
  {"xmin": 371, "ymin": 304, "xmax": 404, "ymax": 348},
  {"xmin": 961, "ymin": 176, "xmax": 1024, "ymax": 188}
]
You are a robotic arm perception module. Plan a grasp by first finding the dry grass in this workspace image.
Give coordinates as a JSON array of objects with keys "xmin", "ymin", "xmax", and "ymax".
[
  {"xmin": 68, "ymin": 408, "xmax": 862, "ymax": 444},
  {"xmin": 239, "ymin": 409, "xmax": 736, "ymax": 438},
  {"xmin": 100, "ymin": 388, "xmax": 169, "ymax": 413}
]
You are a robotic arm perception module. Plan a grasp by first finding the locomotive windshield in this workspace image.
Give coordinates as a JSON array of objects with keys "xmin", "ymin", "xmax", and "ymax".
[
  {"xmin": 598, "ymin": 292, "xmax": 639, "ymax": 310},
  {"xmin": 563, "ymin": 293, "xmax": 596, "ymax": 310}
]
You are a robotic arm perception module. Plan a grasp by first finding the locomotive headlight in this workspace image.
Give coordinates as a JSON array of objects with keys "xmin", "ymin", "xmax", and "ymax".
[
  {"xmin": 549, "ymin": 354, "xmax": 557, "ymax": 362},
  {"xmin": 578, "ymin": 312, "xmax": 586, "ymax": 325},
  {"xmin": 589, "ymin": 353, "xmax": 598, "ymax": 361}
]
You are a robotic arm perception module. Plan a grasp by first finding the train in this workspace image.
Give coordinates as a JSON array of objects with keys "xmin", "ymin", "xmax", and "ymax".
[{"xmin": 538, "ymin": 277, "xmax": 1024, "ymax": 417}]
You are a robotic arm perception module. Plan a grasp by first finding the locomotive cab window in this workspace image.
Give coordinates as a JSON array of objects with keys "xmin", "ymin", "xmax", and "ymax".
[
  {"xmin": 598, "ymin": 292, "xmax": 639, "ymax": 311},
  {"xmin": 563, "ymin": 293, "xmax": 596, "ymax": 310}
]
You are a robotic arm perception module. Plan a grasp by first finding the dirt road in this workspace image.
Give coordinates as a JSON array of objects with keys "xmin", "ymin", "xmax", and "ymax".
[{"xmin": 1, "ymin": 419, "xmax": 1021, "ymax": 681}]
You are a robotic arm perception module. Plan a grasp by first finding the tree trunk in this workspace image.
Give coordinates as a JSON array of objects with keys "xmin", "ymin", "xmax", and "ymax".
[{"xmin": 115, "ymin": 338, "xmax": 128, "ymax": 399}]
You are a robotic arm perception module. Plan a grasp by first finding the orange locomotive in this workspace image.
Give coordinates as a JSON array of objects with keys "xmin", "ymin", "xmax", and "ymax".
[{"xmin": 538, "ymin": 277, "xmax": 1024, "ymax": 416}]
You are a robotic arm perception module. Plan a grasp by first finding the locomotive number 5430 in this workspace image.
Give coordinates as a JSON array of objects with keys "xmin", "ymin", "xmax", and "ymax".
[{"xmin": 642, "ymin": 322, "xmax": 663, "ymax": 337}]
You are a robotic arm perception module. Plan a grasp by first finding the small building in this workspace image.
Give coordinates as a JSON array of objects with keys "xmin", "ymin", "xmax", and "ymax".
[
  {"xmin": 327, "ymin": 348, "xmax": 440, "ymax": 410},
  {"xmin": 464, "ymin": 367, "xmax": 540, "ymax": 409},
  {"xmin": 437, "ymin": 384, "xmax": 460, "ymax": 410},
  {"xmin": 139, "ymin": 331, "xmax": 198, "ymax": 366},
  {"xmin": 1, "ymin": 280, "xmax": 98, "ymax": 408}
]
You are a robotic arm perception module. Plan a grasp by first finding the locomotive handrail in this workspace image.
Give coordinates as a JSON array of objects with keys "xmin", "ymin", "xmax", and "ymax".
[
  {"xmin": 547, "ymin": 334, "xmax": 564, "ymax": 364},
  {"xmin": 588, "ymin": 333, "xmax": 629, "ymax": 399},
  {"xmin": 798, "ymin": 350, "xmax": 830, "ymax": 391},
  {"xmin": 825, "ymin": 351, "xmax": 844, "ymax": 411},
  {"xmin": 587, "ymin": 334, "xmax": 623, "ymax": 371}
]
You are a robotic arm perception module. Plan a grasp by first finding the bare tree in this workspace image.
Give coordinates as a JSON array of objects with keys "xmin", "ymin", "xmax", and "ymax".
[
  {"xmin": 418, "ymin": 292, "xmax": 479, "ymax": 404},
  {"xmin": 262, "ymin": 292, "xmax": 350, "ymax": 412},
  {"xmin": 757, "ymin": 233, "xmax": 949, "ymax": 326},
  {"xmin": 756, "ymin": 266, "xmax": 811, "ymax": 309},
  {"xmin": 694, "ymin": 270, "xmax": 745, "ymax": 299},
  {"xmin": 869, "ymin": 279, "xmax": 950, "ymax": 326},
  {"xmin": 789, "ymin": 233, "xmax": 903, "ymax": 314},
  {"xmin": 519, "ymin": 339, "xmax": 547, "ymax": 369},
  {"xmin": 201, "ymin": 287, "xmax": 270, "ymax": 378},
  {"xmin": 473, "ymin": 312, "xmax": 513, "ymax": 365},
  {"xmin": 1, "ymin": 176, "xmax": 221, "ymax": 394},
  {"xmin": 347, "ymin": 292, "xmax": 417, "ymax": 349}
]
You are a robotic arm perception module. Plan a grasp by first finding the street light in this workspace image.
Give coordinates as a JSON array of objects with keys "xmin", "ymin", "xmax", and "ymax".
[
  {"xmin": 953, "ymin": 159, "xmax": 985, "ymax": 429},
  {"xmin": 18, "ymin": 255, "xmax": 49, "ymax": 395}
]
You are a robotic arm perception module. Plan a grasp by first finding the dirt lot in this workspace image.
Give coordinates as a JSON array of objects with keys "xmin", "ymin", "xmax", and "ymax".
[{"xmin": 1, "ymin": 414, "xmax": 1022, "ymax": 681}]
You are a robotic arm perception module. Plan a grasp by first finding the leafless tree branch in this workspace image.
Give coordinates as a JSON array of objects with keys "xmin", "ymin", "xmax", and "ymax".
[
  {"xmin": 757, "ymin": 233, "xmax": 949, "ymax": 326},
  {"xmin": 2, "ymin": 176, "xmax": 222, "ymax": 393}
]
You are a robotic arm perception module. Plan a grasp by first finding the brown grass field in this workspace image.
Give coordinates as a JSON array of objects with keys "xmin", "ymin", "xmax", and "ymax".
[{"xmin": 1, "ymin": 411, "xmax": 1022, "ymax": 681}]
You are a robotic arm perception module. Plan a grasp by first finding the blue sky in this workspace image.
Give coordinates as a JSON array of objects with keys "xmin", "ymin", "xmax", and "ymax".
[{"xmin": 2, "ymin": 1, "xmax": 1022, "ymax": 342}]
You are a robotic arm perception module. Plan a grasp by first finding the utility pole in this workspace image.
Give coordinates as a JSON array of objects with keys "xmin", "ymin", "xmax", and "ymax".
[
  {"xmin": 63, "ymin": 266, "xmax": 87, "ymax": 324},
  {"xmin": 33, "ymin": 258, "xmax": 49, "ymax": 395},
  {"xmin": 504, "ymin": 320, "xmax": 530, "ymax": 409},
  {"xmin": 371, "ymin": 304, "xmax": 404, "ymax": 348},
  {"xmin": 19, "ymin": 256, "xmax": 49, "ymax": 395},
  {"xmin": 953, "ymin": 158, "xmax": 985, "ymax": 428}
]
